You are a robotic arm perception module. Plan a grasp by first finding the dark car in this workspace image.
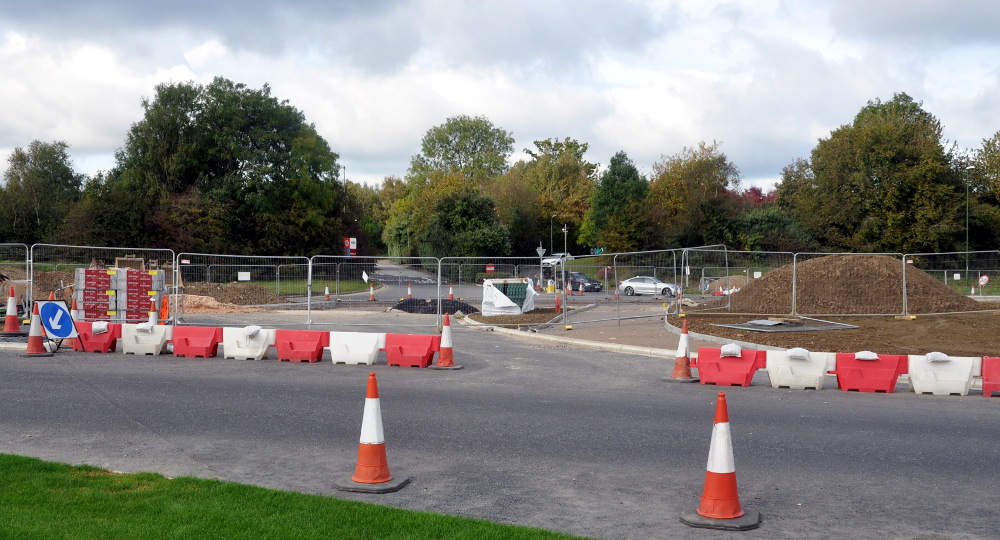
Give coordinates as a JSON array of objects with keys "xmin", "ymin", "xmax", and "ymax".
[{"xmin": 568, "ymin": 271, "xmax": 602, "ymax": 292}]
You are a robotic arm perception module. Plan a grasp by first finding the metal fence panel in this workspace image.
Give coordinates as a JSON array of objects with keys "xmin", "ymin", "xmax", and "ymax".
[
  {"xmin": 175, "ymin": 253, "xmax": 309, "ymax": 324},
  {"xmin": 793, "ymin": 252, "xmax": 905, "ymax": 316},
  {"xmin": 309, "ymin": 256, "xmax": 440, "ymax": 328},
  {"xmin": 903, "ymin": 251, "xmax": 1000, "ymax": 313},
  {"xmin": 0, "ymin": 243, "xmax": 29, "ymax": 278},
  {"xmin": 30, "ymin": 244, "xmax": 176, "ymax": 321}
]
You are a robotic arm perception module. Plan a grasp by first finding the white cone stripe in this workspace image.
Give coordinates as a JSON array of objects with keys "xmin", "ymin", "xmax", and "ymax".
[
  {"xmin": 441, "ymin": 325, "xmax": 453, "ymax": 348},
  {"xmin": 675, "ymin": 332, "xmax": 689, "ymax": 358},
  {"xmin": 359, "ymin": 397, "xmax": 385, "ymax": 444},
  {"xmin": 706, "ymin": 421, "xmax": 736, "ymax": 474},
  {"xmin": 28, "ymin": 312, "xmax": 42, "ymax": 337},
  {"xmin": 5, "ymin": 295, "xmax": 16, "ymax": 314}
]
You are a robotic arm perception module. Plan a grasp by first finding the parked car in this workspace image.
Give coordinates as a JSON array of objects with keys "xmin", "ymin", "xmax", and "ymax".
[
  {"xmin": 617, "ymin": 276, "xmax": 678, "ymax": 296},
  {"xmin": 568, "ymin": 271, "xmax": 602, "ymax": 292}
]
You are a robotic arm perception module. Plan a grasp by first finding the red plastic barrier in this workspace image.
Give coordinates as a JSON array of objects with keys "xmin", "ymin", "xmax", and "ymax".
[
  {"xmin": 832, "ymin": 353, "xmax": 906, "ymax": 393},
  {"xmin": 172, "ymin": 326, "xmax": 223, "ymax": 358},
  {"xmin": 695, "ymin": 347, "xmax": 762, "ymax": 387},
  {"xmin": 384, "ymin": 334, "xmax": 441, "ymax": 368},
  {"xmin": 275, "ymin": 329, "xmax": 329, "ymax": 363},
  {"xmin": 983, "ymin": 357, "xmax": 1000, "ymax": 398},
  {"xmin": 72, "ymin": 321, "xmax": 122, "ymax": 353}
]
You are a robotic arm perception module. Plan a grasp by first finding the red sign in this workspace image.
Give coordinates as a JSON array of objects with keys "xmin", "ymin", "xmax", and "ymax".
[{"xmin": 485, "ymin": 264, "xmax": 495, "ymax": 273}]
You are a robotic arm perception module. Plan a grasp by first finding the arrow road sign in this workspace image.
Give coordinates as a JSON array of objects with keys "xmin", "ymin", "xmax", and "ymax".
[{"xmin": 38, "ymin": 300, "xmax": 78, "ymax": 340}]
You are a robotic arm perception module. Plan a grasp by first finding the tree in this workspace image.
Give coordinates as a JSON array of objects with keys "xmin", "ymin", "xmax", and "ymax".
[
  {"xmin": 578, "ymin": 151, "xmax": 648, "ymax": 253},
  {"xmin": 646, "ymin": 141, "xmax": 741, "ymax": 249},
  {"xmin": 384, "ymin": 116, "xmax": 515, "ymax": 257},
  {"xmin": 489, "ymin": 137, "xmax": 597, "ymax": 255},
  {"xmin": 101, "ymin": 77, "xmax": 344, "ymax": 254},
  {"xmin": 0, "ymin": 141, "xmax": 84, "ymax": 244},
  {"xmin": 408, "ymin": 115, "xmax": 515, "ymax": 184},
  {"xmin": 777, "ymin": 93, "xmax": 959, "ymax": 253},
  {"xmin": 419, "ymin": 189, "xmax": 511, "ymax": 258}
]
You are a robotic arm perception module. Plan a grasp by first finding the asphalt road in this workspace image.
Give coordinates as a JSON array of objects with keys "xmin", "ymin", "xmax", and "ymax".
[{"xmin": 2, "ymin": 317, "xmax": 998, "ymax": 540}]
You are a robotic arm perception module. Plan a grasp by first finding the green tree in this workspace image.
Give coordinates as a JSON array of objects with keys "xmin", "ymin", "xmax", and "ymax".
[
  {"xmin": 419, "ymin": 189, "xmax": 511, "ymax": 258},
  {"xmin": 99, "ymin": 77, "xmax": 343, "ymax": 254},
  {"xmin": 579, "ymin": 151, "xmax": 648, "ymax": 253},
  {"xmin": 0, "ymin": 140, "xmax": 84, "ymax": 244},
  {"xmin": 408, "ymin": 115, "xmax": 515, "ymax": 184},
  {"xmin": 384, "ymin": 116, "xmax": 514, "ymax": 257},
  {"xmin": 778, "ymin": 93, "xmax": 959, "ymax": 252}
]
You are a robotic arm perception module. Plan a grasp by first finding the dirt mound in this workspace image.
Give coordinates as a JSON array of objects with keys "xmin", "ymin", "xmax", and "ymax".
[
  {"xmin": 720, "ymin": 254, "xmax": 984, "ymax": 314},
  {"xmin": 176, "ymin": 294, "xmax": 267, "ymax": 314},
  {"xmin": 181, "ymin": 282, "xmax": 287, "ymax": 306}
]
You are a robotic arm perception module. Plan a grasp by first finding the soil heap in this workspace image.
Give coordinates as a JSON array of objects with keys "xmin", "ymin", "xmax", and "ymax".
[{"xmin": 718, "ymin": 254, "xmax": 985, "ymax": 315}]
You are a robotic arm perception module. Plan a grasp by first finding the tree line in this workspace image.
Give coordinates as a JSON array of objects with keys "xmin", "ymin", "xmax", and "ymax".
[{"xmin": 3, "ymin": 82, "xmax": 999, "ymax": 258}]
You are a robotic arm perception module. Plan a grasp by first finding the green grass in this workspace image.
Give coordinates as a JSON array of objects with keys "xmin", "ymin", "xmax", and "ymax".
[{"xmin": 0, "ymin": 454, "xmax": 592, "ymax": 540}]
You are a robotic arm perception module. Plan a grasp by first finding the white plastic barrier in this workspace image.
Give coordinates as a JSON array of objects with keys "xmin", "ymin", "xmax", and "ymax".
[
  {"xmin": 121, "ymin": 323, "xmax": 172, "ymax": 355},
  {"xmin": 328, "ymin": 331, "xmax": 385, "ymax": 365},
  {"xmin": 222, "ymin": 326, "xmax": 275, "ymax": 361},
  {"xmin": 765, "ymin": 348, "xmax": 836, "ymax": 390},
  {"xmin": 907, "ymin": 353, "xmax": 980, "ymax": 396}
]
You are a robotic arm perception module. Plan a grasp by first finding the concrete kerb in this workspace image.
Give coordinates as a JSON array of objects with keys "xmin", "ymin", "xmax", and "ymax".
[{"xmin": 458, "ymin": 304, "xmax": 677, "ymax": 359}]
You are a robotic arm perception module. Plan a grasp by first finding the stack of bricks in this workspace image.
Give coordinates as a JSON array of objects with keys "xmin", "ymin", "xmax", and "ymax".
[{"xmin": 75, "ymin": 268, "xmax": 166, "ymax": 322}]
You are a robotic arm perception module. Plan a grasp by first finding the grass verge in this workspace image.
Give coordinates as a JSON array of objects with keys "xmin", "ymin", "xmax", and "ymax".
[{"xmin": 0, "ymin": 454, "xmax": 591, "ymax": 540}]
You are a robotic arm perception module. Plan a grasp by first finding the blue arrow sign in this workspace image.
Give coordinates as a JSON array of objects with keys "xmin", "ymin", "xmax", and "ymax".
[{"xmin": 38, "ymin": 301, "xmax": 77, "ymax": 339}]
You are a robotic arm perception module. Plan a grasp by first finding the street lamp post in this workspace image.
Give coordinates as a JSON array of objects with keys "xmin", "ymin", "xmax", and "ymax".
[
  {"xmin": 549, "ymin": 215, "xmax": 557, "ymax": 255},
  {"xmin": 966, "ymin": 165, "xmax": 975, "ymax": 286}
]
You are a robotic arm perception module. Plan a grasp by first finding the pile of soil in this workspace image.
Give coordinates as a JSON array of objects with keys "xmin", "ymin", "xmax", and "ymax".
[
  {"xmin": 180, "ymin": 283, "xmax": 287, "ymax": 306},
  {"xmin": 175, "ymin": 294, "xmax": 267, "ymax": 314},
  {"xmin": 716, "ymin": 254, "xmax": 985, "ymax": 314}
]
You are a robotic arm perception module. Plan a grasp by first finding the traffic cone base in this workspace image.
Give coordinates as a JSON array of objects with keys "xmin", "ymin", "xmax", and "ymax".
[{"xmin": 680, "ymin": 508, "xmax": 761, "ymax": 531}]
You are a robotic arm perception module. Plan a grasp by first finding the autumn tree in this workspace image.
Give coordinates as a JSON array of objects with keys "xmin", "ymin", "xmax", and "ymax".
[{"xmin": 646, "ymin": 141, "xmax": 741, "ymax": 248}]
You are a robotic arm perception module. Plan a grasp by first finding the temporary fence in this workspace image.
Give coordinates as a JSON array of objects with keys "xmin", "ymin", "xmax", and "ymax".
[
  {"xmin": 174, "ymin": 253, "xmax": 310, "ymax": 323},
  {"xmin": 307, "ymin": 256, "xmax": 441, "ymax": 328},
  {"xmin": 11, "ymin": 243, "xmax": 1000, "ymax": 330}
]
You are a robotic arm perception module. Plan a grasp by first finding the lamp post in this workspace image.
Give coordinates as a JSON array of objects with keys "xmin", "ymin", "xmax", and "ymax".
[{"xmin": 966, "ymin": 165, "xmax": 975, "ymax": 285}]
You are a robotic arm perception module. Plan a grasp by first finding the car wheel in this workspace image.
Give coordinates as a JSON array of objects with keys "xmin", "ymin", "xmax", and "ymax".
[
  {"xmin": 624, "ymin": 286, "xmax": 634, "ymax": 296},
  {"xmin": 661, "ymin": 287, "xmax": 672, "ymax": 296}
]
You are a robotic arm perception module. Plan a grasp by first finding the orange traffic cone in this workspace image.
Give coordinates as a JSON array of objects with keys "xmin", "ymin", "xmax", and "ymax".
[
  {"xmin": 159, "ymin": 295, "xmax": 170, "ymax": 325},
  {"xmin": 448, "ymin": 284, "xmax": 454, "ymax": 301},
  {"xmin": 21, "ymin": 303, "xmax": 54, "ymax": 357},
  {"xmin": 431, "ymin": 313, "xmax": 462, "ymax": 370},
  {"xmin": 66, "ymin": 298, "xmax": 80, "ymax": 349},
  {"xmin": 334, "ymin": 372, "xmax": 411, "ymax": 493},
  {"xmin": 554, "ymin": 294, "xmax": 562, "ymax": 313},
  {"xmin": 2, "ymin": 286, "xmax": 24, "ymax": 334},
  {"xmin": 324, "ymin": 284, "xmax": 331, "ymax": 301},
  {"xmin": 369, "ymin": 284, "xmax": 375, "ymax": 302},
  {"xmin": 407, "ymin": 283, "xmax": 412, "ymax": 299},
  {"xmin": 665, "ymin": 319, "xmax": 698, "ymax": 383},
  {"xmin": 680, "ymin": 392, "xmax": 760, "ymax": 531}
]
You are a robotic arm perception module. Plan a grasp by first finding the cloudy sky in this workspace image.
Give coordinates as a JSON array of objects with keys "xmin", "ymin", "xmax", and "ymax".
[{"xmin": 2, "ymin": 0, "xmax": 999, "ymax": 190}]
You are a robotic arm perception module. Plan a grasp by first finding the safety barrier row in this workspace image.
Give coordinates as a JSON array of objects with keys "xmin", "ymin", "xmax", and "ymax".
[
  {"xmin": 70, "ymin": 323, "xmax": 446, "ymax": 368},
  {"xmin": 692, "ymin": 344, "xmax": 1000, "ymax": 397}
]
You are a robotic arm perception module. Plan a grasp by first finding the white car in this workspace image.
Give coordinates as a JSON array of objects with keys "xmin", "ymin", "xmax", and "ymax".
[{"xmin": 617, "ymin": 276, "xmax": 678, "ymax": 296}]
